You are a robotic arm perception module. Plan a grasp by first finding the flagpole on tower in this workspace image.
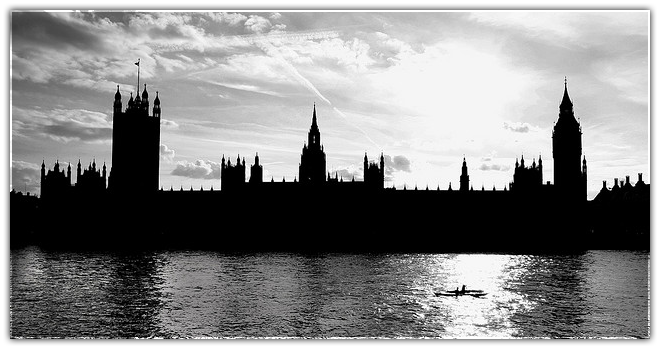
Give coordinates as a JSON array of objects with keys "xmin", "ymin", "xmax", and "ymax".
[{"xmin": 135, "ymin": 58, "xmax": 141, "ymax": 94}]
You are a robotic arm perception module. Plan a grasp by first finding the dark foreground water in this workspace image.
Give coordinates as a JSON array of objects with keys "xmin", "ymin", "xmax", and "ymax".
[{"xmin": 10, "ymin": 247, "xmax": 649, "ymax": 338}]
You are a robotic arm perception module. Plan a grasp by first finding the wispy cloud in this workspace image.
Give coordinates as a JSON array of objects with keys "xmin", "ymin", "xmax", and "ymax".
[{"xmin": 13, "ymin": 107, "xmax": 112, "ymax": 144}]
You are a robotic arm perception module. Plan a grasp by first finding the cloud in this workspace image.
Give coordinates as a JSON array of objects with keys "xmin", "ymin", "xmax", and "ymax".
[
  {"xmin": 245, "ymin": 15, "xmax": 272, "ymax": 33},
  {"xmin": 478, "ymin": 163, "xmax": 511, "ymax": 171},
  {"xmin": 329, "ymin": 165, "xmax": 362, "ymax": 181},
  {"xmin": 11, "ymin": 160, "xmax": 42, "ymax": 194},
  {"xmin": 207, "ymin": 12, "xmax": 248, "ymax": 26},
  {"xmin": 503, "ymin": 121, "xmax": 538, "ymax": 133},
  {"xmin": 161, "ymin": 118, "xmax": 179, "ymax": 128},
  {"xmin": 171, "ymin": 159, "xmax": 222, "ymax": 179},
  {"xmin": 160, "ymin": 144, "xmax": 175, "ymax": 163},
  {"xmin": 13, "ymin": 107, "xmax": 112, "ymax": 143},
  {"xmin": 387, "ymin": 155, "xmax": 411, "ymax": 172},
  {"xmin": 381, "ymin": 155, "xmax": 412, "ymax": 181}
]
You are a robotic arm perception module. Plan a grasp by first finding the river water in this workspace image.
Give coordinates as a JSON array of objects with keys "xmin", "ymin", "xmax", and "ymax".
[{"xmin": 9, "ymin": 247, "xmax": 649, "ymax": 338}]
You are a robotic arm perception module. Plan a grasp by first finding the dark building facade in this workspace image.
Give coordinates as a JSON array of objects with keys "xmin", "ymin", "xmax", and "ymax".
[
  {"xmin": 459, "ymin": 157, "xmax": 469, "ymax": 192},
  {"xmin": 40, "ymin": 159, "xmax": 107, "ymax": 199},
  {"xmin": 511, "ymin": 155, "xmax": 543, "ymax": 192},
  {"xmin": 221, "ymin": 155, "xmax": 246, "ymax": 191},
  {"xmin": 76, "ymin": 159, "xmax": 107, "ymax": 194},
  {"xmin": 552, "ymin": 78, "xmax": 587, "ymax": 201},
  {"xmin": 40, "ymin": 160, "xmax": 71, "ymax": 200},
  {"xmin": 109, "ymin": 83, "xmax": 161, "ymax": 193},
  {"xmin": 219, "ymin": 104, "xmax": 385, "ymax": 192},
  {"xmin": 250, "ymin": 153, "xmax": 263, "ymax": 184},
  {"xmin": 363, "ymin": 152, "xmax": 385, "ymax": 190}
]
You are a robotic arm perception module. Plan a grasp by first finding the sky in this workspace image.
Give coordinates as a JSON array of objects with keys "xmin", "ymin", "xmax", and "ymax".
[{"xmin": 9, "ymin": 10, "xmax": 649, "ymax": 199}]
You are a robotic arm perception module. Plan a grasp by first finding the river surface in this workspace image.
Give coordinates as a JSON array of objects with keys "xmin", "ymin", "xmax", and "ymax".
[{"xmin": 10, "ymin": 247, "xmax": 649, "ymax": 338}]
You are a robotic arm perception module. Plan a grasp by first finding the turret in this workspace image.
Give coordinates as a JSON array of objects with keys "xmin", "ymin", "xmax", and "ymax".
[
  {"xmin": 67, "ymin": 162, "xmax": 72, "ymax": 185},
  {"xmin": 153, "ymin": 91, "xmax": 161, "ymax": 118},
  {"xmin": 141, "ymin": 84, "xmax": 149, "ymax": 101},
  {"xmin": 250, "ymin": 152, "xmax": 263, "ymax": 184},
  {"xmin": 102, "ymin": 162, "xmax": 107, "ymax": 186},
  {"xmin": 460, "ymin": 156, "xmax": 469, "ymax": 192},
  {"xmin": 380, "ymin": 152, "xmax": 385, "ymax": 174},
  {"xmin": 113, "ymin": 85, "xmax": 122, "ymax": 115},
  {"xmin": 76, "ymin": 159, "xmax": 82, "ymax": 180}
]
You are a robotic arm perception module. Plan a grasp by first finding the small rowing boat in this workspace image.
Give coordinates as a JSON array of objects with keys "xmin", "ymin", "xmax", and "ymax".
[{"xmin": 434, "ymin": 289, "xmax": 487, "ymax": 297}]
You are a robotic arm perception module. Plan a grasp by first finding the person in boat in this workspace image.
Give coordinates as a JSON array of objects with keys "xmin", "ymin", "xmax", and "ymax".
[{"xmin": 461, "ymin": 285, "xmax": 467, "ymax": 294}]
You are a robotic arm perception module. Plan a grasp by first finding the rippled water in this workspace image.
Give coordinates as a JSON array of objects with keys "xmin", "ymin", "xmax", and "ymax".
[{"xmin": 10, "ymin": 248, "xmax": 649, "ymax": 338}]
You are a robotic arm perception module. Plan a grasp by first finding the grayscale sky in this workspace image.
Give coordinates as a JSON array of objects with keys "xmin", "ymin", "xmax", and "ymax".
[{"xmin": 10, "ymin": 10, "xmax": 649, "ymax": 199}]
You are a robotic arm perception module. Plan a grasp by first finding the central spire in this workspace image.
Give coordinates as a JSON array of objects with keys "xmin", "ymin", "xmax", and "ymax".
[{"xmin": 311, "ymin": 102, "xmax": 318, "ymax": 129}]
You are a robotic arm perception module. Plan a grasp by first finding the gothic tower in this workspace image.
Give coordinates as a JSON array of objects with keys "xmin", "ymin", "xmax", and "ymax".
[
  {"xmin": 250, "ymin": 153, "xmax": 263, "ymax": 184},
  {"xmin": 299, "ymin": 103, "xmax": 326, "ymax": 184},
  {"xmin": 363, "ymin": 152, "xmax": 385, "ymax": 189},
  {"xmin": 460, "ymin": 157, "xmax": 469, "ymax": 192},
  {"xmin": 552, "ymin": 78, "xmax": 586, "ymax": 201},
  {"xmin": 109, "ymin": 61, "xmax": 161, "ymax": 194}
]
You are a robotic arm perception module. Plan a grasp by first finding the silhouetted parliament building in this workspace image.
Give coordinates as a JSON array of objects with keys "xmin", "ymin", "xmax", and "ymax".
[{"xmin": 12, "ymin": 77, "xmax": 649, "ymax": 252}]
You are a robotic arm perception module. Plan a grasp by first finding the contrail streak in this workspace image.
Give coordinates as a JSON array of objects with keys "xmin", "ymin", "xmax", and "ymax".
[{"xmin": 248, "ymin": 32, "xmax": 380, "ymax": 149}]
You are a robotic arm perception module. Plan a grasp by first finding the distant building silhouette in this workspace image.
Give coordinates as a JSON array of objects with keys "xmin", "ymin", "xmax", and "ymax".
[
  {"xmin": 250, "ymin": 153, "xmax": 263, "ymax": 184},
  {"xmin": 553, "ymin": 78, "xmax": 587, "ymax": 201},
  {"xmin": 363, "ymin": 152, "xmax": 385, "ymax": 189},
  {"xmin": 21, "ymin": 76, "xmax": 650, "ymax": 252},
  {"xmin": 40, "ymin": 160, "xmax": 71, "ymax": 199},
  {"xmin": 220, "ymin": 104, "xmax": 385, "ymax": 192},
  {"xmin": 511, "ymin": 155, "xmax": 543, "ymax": 192},
  {"xmin": 221, "ymin": 155, "xmax": 246, "ymax": 191},
  {"xmin": 459, "ymin": 157, "xmax": 469, "ymax": 192},
  {"xmin": 76, "ymin": 159, "xmax": 107, "ymax": 194},
  {"xmin": 299, "ymin": 103, "xmax": 326, "ymax": 184}
]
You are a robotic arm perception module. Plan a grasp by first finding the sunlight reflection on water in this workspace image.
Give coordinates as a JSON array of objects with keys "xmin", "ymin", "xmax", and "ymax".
[{"xmin": 10, "ymin": 248, "xmax": 649, "ymax": 338}]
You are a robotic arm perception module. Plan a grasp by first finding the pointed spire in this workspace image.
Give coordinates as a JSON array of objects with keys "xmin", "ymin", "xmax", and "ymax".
[
  {"xmin": 311, "ymin": 102, "xmax": 318, "ymax": 129},
  {"xmin": 115, "ymin": 85, "xmax": 121, "ymax": 100},
  {"xmin": 560, "ymin": 76, "xmax": 573, "ymax": 113}
]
